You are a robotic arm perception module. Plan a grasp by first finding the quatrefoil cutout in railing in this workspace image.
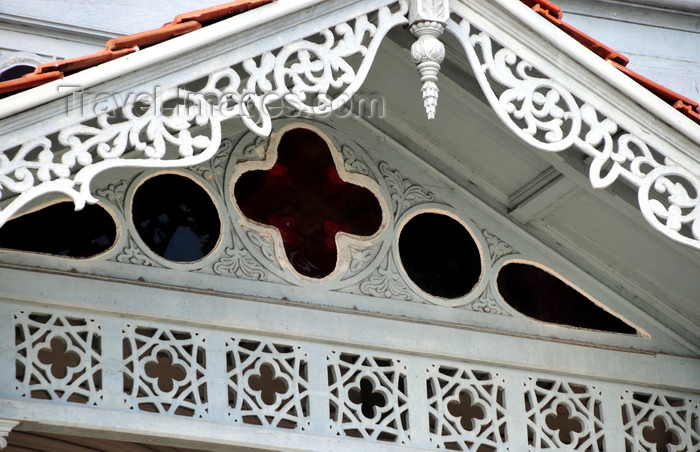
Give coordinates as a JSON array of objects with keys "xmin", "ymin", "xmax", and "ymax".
[
  {"xmin": 348, "ymin": 376, "xmax": 388, "ymax": 419},
  {"xmin": 447, "ymin": 389, "xmax": 486, "ymax": 432},
  {"xmin": 234, "ymin": 127, "xmax": 384, "ymax": 279},
  {"xmin": 642, "ymin": 416, "xmax": 681, "ymax": 452},
  {"xmin": 545, "ymin": 403, "xmax": 584, "ymax": 444},
  {"xmin": 37, "ymin": 336, "xmax": 80, "ymax": 380},
  {"xmin": 145, "ymin": 351, "xmax": 186, "ymax": 393},
  {"xmin": 248, "ymin": 362, "xmax": 289, "ymax": 406}
]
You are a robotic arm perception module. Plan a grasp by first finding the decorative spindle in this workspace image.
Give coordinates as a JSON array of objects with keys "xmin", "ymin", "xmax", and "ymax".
[{"xmin": 409, "ymin": 0, "xmax": 449, "ymax": 119}]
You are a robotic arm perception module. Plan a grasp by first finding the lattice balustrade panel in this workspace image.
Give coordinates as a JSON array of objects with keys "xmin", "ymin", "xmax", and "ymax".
[
  {"xmin": 524, "ymin": 378, "xmax": 605, "ymax": 451},
  {"xmin": 122, "ymin": 325, "xmax": 208, "ymax": 418},
  {"xmin": 426, "ymin": 364, "xmax": 507, "ymax": 451},
  {"xmin": 226, "ymin": 337, "xmax": 310, "ymax": 430},
  {"xmin": 14, "ymin": 311, "xmax": 102, "ymax": 405},
  {"xmin": 327, "ymin": 351, "xmax": 409, "ymax": 443},
  {"xmin": 3, "ymin": 305, "xmax": 699, "ymax": 450},
  {"xmin": 621, "ymin": 390, "xmax": 700, "ymax": 452}
]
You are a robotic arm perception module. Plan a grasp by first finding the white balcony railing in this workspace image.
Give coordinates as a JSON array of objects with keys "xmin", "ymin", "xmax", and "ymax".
[{"xmin": 1, "ymin": 298, "xmax": 697, "ymax": 451}]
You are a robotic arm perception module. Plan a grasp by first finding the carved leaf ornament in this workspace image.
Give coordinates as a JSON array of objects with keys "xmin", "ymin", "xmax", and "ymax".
[
  {"xmin": 0, "ymin": 1, "xmax": 408, "ymax": 230},
  {"xmin": 444, "ymin": 17, "xmax": 700, "ymax": 250}
]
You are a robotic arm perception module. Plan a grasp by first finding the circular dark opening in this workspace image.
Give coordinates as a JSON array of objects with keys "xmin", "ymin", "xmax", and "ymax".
[
  {"xmin": 132, "ymin": 174, "xmax": 220, "ymax": 262},
  {"xmin": 0, "ymin": 201, "xmax": 116, "ymax": 258},
  {"xmin": 398, "ymin": 212, "xmax": 481, "ymax": 298}
]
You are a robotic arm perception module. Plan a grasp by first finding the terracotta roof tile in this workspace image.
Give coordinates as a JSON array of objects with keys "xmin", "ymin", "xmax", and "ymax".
[
  {"xmin": 521, "ymin": 0, "xmax": 698, "ymax": 125},
  {"xmin": 611, "ymin": 61, "xmax": 700, "ymax": 125},
  {"xmin": 673, "ymin": 100, "xmax": 700, "ymax": 125},
  {"xmin": 172, "ymin": 0, "xmax": 272, "ymax": 25},
  {"xmin": 520, "ymin": 0, "xmax": 564, "ymax": 19},
  {"xmin": 0, "ymin": 0, "xmax": 697, "ymax": 126},
  {"xmin": 36, "ymin": 48, "xmax": 138, "ymax": 76},
  {"xmin": 0, "ymin": 0, "xmax": 271, "ymax": 98},
  {"xmin": 554, "ymin": 19, "xmax": 629, "ymax": 65},
  {"xmin": 106, "ymin": 22, "xmax": 201, "ymax": 51},
  {"xmin": 523, "ymin": 0, "xmax": 628, "ymax": 65},
  {"xmin": 0, "ymin": 71, "xmax": 63, "ymax": 96},
  {"xmin": 610, "ymin": 61, "xmax": 698, "ymax": 108}
]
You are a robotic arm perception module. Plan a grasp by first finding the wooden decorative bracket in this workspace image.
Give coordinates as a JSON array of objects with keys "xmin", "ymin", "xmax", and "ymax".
[{"xmin": 0, "ymin": 419, "xmax": 19, "ymax": 449}]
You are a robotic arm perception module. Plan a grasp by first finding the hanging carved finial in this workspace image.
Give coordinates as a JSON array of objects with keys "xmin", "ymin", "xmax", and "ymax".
[{"xmin": 409, "ymin": 0, "xmax": 449, "ymax": 119}]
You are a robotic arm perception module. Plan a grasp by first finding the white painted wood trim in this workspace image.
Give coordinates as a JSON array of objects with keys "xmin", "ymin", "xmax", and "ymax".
[
  {"xmin": 0, "ymin": 0, "xmax": 326, "ymax": 119},
  {"xmin": 1, "ymin": 271, "xmax": 698, "ymax": 391}
]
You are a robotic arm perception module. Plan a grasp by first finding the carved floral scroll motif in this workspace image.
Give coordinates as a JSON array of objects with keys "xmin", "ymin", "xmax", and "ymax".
[
  {"xmin": 446, "ymin": 16, "xmax": 700, "ymax": 250},
  {"xmin": 0, "ymin": 1, "xmax": 409, "ymax": 230},
  {"xmin": 1, "ymin": 0, "xmax": 697, "ymax": 254}
]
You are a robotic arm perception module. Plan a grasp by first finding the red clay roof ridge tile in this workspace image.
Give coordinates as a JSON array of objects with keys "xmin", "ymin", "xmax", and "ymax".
[
  {"xmin": 172, "ymin": 0, "xmax": 272, "ymax": 26},
  {"xmin": 0, "ymin": 0, "xmax": 697, "ymax": 126},
  {"xmin": 106, "ymin": 22, "xmax": 201, "ymax": 51},
  {"xmin": 520, "ymin": 0, "xmax": 564, "ymax": 19},
  {"xmin": 36, "ymin": 48, "xmax": 138, "ymax": 76},
  {"xmin": 0, "ymin": 0, "xmax": 272, "ymax": 99},
  {"xmin": 520, "ymin": 0, "xmax": 698, "ymax": 125},
  {"xmin": 611, "ymin": 61, "xmax": 700, "ymax": 125},
  {"xmin": 0, "ymin": 71, "xmax": 64, "ymax": 96},
  {"xmin": 522, "ymin": 0, "xmax": 629, "ymax": 65}
]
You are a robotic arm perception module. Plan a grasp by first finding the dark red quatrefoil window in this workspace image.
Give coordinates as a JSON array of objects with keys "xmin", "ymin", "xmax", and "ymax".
[{"xmin": 234, "ymin": 128, "xmax": 383, "ymax": 279}]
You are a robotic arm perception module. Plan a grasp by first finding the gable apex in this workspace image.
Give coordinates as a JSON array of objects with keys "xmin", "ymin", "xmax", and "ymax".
[{"xmin": 0, "ymin": 1, "xmax": 699, "ymax": 450}]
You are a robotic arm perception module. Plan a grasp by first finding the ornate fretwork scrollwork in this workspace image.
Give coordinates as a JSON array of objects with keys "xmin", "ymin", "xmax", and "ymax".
[
  {"xmin": 194, "ymin": 1, "xmax": 408, "ymax": 137},
  {"xmin": 449, "ymin": 19, "xmax": 579, "ymax": 152},
  {"xmin": 0, "ymin": 2, "xmax": 408, "ymax": 230},
  {"xmin": 213, "ymin": 246, "xmax": 267, "ymax": 281},
  {"xmin": 0, "ymin": 87, "xmax": 221, "ymax": 229},
  {"xmin": 379, "ymin": 161, "xmax": 436, "ymax": 218},
  {"xmin": 358, "ymin": 250, "xmax": 414, "ymax": 301},
  {"xmin": 447, "ymin": 15, "xmax": 700, "ymax": 250}
]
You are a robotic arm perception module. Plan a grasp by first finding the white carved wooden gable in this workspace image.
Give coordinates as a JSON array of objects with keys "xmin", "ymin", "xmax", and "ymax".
[{"xmin": 0, "ymin": 0, "xmax": 698, "ymax": 451}]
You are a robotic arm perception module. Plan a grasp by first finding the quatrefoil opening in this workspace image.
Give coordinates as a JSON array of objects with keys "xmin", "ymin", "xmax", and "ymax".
[
  {"xmin": 642, "ymin": 415, "xmax": 681, "ymax": 452},
  {"xmin": 545, "ymin": 402, "xmax": 584, "ymax": 445},
  {"xmin": 446, "ymin": 388, "xmax": 486, "ymax": 432},
  {"xmin": 348, "ymin": 375, "xmax": 388, "ymax": 420},
  {"xmin": 37, "ymin": 336, "xmax": 81, "ymax": 380},
  {"xmin": 247, "ymin": 362, "xmax": 290, "ymax": 406},
  {"xmin": 144, "ymin": 349, "xmax": 186, "ymax": 393},
  {"xmin": 234, "ymin": 127, "xmax": 384, "ymax": 279}
]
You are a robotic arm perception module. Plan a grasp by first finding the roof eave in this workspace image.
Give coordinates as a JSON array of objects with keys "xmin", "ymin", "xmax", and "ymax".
[{"xmin": 0, "ymin": 0, "xmax": 325, "ymax": 120}]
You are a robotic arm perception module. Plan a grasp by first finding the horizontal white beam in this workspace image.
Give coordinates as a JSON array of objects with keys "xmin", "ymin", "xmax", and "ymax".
[{"xmin": 1, "ymin": 266, "xmax": 698, "ymax": 391}]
